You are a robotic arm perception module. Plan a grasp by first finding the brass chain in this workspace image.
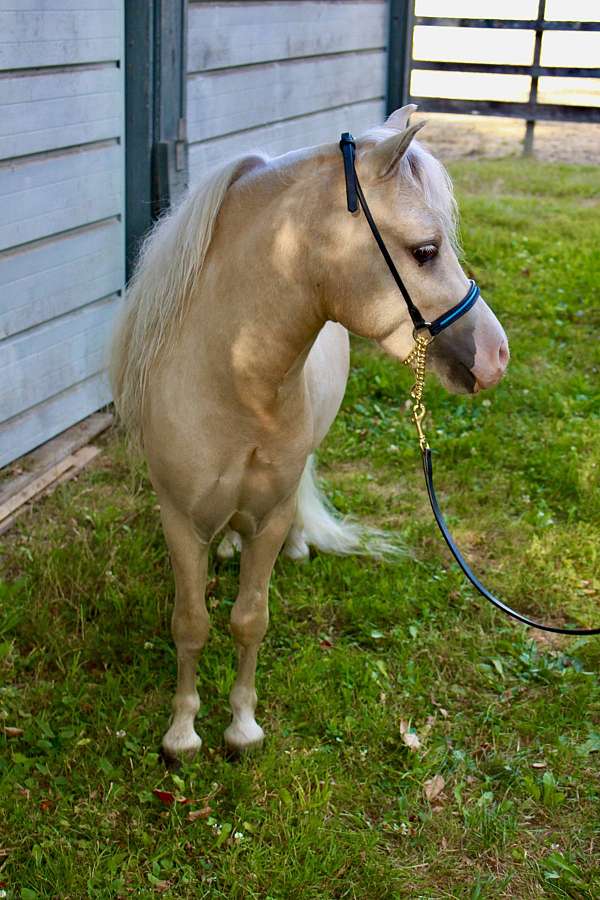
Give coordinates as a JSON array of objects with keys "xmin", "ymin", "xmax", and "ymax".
[{"xmin": 404, "ymin": 332, "xmax": 432, "ymax": 452}]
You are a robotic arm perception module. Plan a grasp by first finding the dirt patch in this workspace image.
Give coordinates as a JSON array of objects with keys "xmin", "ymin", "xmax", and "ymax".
[{"xmin": 413, "ymin": 112, "xmax": 600, "ymax": 166}]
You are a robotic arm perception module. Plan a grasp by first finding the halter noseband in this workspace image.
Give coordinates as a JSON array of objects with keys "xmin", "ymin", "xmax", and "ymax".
[
  {"xmin": 339, "ymin": 132, "xmax": 480, "ymax": 340},
  {"xmin": 338, "ymin": 131, "xmax": 600, "ymax": 637}
]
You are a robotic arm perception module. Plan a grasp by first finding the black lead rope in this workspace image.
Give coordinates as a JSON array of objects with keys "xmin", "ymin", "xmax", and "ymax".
[
  {"xmin": 339, "ymin": 132, "xmax": 600, "ymax": 637},
  {"xmin": 423, "ymin": 449, "xmax": 600, "ymax": 635}
]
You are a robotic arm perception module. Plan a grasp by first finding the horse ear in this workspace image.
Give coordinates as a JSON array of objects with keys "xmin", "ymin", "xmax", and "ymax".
[
  {"xmin": 385, "ymin": 103, "xmax": 418, "ymax": 132},
  {"xmin": 365, "ymin": 121, "xmax": 426, "ymax": 180}
]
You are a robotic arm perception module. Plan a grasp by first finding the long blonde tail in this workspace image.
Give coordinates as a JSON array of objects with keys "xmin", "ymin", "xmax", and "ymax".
[{"xmin": 292, "ymin": 455, "xmax": 406, "ymax": 560}]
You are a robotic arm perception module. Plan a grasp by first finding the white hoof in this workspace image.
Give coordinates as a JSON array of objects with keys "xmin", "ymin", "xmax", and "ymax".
[
  {"xmin": 162, "ymin": 725, "xmax": 203, "ymax": 762},
  {"xmin": 282, "ymin": 527, "xmax": 310, "ymax": 561},
  {"xmin": 224, "ymin": 719, "xmax": 265, "ymax": 752},
  {"xmin": 217, "ymin": 529, "xmax": 242, "ymax": 560}
]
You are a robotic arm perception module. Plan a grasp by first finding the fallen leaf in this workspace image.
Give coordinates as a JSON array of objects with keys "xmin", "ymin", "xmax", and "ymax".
[
  {"xmin": 400, "ymin": 722, "xmax": 421, "ymax": 752},
  {"xmin": 153, "ymin": 788, "xmax": 191, "ymax": 806},
  {"xmin": 187, "ymin": 805, "xmax": 212, "ymax": 822},
  {"xmin": 319, "ymin": 639, "xmax": 333, "ymax": 650},
  {"xmin": 152, "ymin": 789, "xmax": 176, "ymax": 806},
  {"xmin": 39, "ymin": 799, "xmax": 53, "ymax": 812},
  {"xmin": 3, "ymin": 727, "xmax": 23, "ymax": 738},
  {"xmin": 424, "ymin": 774, "xmax": 445, "ymax": 802}
]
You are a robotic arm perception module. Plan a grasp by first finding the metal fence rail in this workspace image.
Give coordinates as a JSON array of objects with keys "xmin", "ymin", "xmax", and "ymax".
[{"xmin": 387, "ymin": 0, "xmax": 600, "ymax": 152}]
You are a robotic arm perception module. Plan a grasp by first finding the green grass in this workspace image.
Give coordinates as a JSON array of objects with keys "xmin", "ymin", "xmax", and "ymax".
[{"xmin": 1, "ymin": 158, "xmax": 599, "ymax": 899}]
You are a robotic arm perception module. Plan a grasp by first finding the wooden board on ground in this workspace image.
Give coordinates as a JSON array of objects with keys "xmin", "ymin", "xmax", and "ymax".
[
  {"xmin": 0, "ymin": 411, "xmax": 112, "ymax": 507},
  {"xmin": 0, "ymin": 444, "xmax": 102, "ymax": 535}
]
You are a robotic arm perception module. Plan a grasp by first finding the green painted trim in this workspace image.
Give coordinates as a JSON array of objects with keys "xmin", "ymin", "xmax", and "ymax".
[
  {"xmin": 124, "ymin": 0, "xmax": 187, "ymax": 281},
  {"xmin": 386, "ymin": 0, "xmax": 414, "ymax": 115}
]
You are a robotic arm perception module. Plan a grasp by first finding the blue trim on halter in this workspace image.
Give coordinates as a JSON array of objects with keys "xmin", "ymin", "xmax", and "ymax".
[{"xmin": 428, "ymin": 280, "xmax": 480, "ymax": 336}]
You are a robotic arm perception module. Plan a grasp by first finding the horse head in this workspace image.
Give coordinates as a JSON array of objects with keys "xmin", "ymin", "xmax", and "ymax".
[{"xmin": 315, "ymin": 106, "xmax": 509, "ymax": 394}]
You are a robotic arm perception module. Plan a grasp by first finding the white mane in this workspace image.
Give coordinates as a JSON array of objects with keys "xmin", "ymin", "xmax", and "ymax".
[
  {"xmin": 110, "ymin": 154, "xmax": 266, "ymax": 447},
  {"xmin": 363, "ymin": 124, "xmax": 460, "ymax": 250},
  {"xmin": 403, "ymin": 139, "xmax": 460, "ymax": 251}
]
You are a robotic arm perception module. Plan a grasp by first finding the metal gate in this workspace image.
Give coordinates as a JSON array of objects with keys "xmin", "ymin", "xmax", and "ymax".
[{"xmin": 388, "ymin": 1, "xmax": 600, "ymax": 150}]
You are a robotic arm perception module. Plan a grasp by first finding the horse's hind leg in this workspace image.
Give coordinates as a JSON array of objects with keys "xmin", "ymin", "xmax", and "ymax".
[
  {"xmin": 216, "ymin": 528, "xmax": 242, "ymax": 560},
  {"xmin": 159, "ymin": 501, "xmax": 210, "ymax": 761},
  {"xmin": 224, "ymin": 496, "xmax": 296, "ymax": 751}
]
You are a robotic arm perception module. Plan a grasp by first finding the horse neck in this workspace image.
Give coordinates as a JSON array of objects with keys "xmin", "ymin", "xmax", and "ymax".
[{"xmin": 196, "ymin": 147, "xmax": 340, "ymax": 417}]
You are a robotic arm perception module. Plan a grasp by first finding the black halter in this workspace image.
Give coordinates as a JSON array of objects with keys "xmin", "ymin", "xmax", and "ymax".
[
  {"xmin": 339, "ymin": 131, "xmax": 600, "ymax": 637},
  {"xmin": 339, "ymin": 133, "xmax": 480, "ymax": 338}
]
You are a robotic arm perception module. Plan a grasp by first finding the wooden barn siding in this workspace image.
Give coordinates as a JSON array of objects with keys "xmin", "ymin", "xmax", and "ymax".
[
  {"xmin": 187, "ymin": 0, "xmax": 388, "ymax": 184},
  {"xmin": 0, "ymin": 0, "xmax": 125, "ymax": 468}
]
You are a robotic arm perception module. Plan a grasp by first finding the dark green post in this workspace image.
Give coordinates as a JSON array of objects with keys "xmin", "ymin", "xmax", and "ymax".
[
  {"xmin": 125, "ymin": 0, "xmax": 187, "ymax": 280},
  {"xmin": 387, "ymin": 0, "xmax": 415, "ymax": 114},
  {"xmin": 125, "ymin": 1, "xmax": 155, "ymax": 279},
  {"xmin": 152, "ymin": 0, "xmax": 188, "ymax": 218}
]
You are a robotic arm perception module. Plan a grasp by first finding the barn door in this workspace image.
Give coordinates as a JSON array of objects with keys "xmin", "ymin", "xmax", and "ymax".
[
  {"xmin": 125, "ymin": 0, "xmax": 187, "ymax": 276},
  {"xmin": 0, "ymin": 1, "xmax": 188, "ymax": 469},
  {"xmin": 0, "ymin": 0, "xmax": 126, "ymax": 468}
]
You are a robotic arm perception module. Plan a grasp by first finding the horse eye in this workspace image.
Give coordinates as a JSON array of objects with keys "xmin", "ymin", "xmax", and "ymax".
[{"xmin": 412, "ymin": 244, "xmax": 438, "ymax": 265}]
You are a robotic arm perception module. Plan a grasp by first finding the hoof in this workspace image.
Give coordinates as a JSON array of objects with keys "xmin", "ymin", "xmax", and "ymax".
[
  {"xmin": 224, "ymin": 720, "xmax": 265, "ymax": 753},
  {"xmin": 282, "ymin": 531, "xmax": 310, "ymax": 561},
  {"xmin": 159, "ymin": 746, "xmax": 183, "ymax": 771},
  {"xmin": 162, "ymin": 726, "xmax": 203, "ymax": 763}
]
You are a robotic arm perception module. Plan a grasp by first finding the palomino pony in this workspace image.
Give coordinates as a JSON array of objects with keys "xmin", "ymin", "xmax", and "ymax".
[{"xmin": 111, "ymin": 106, "xmax": 509, "ymax": 762}]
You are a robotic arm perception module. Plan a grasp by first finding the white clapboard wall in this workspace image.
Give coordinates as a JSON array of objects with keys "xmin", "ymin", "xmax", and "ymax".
[
  {"xmin": 0, "ymin": 0, "xmax": 125, "ymax": 468},
  {"xmin": 187, "ymin": 0, "xmax": 388, "ymax": 182}
]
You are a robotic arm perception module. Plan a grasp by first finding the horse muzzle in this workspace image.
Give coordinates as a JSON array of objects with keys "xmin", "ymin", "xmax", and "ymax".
[{"xmin": 472, "ymin": 336, "xmax": 510, "ymax": 392}]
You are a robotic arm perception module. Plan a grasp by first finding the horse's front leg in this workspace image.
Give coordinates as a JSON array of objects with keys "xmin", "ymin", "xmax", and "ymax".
[
  {"xmin": 159, "ymin": 501, "xmax": 210, "ymax": 762},
  {"xmin": 224, "ymin": 495, "xmax": 296, "ymax": 751}
]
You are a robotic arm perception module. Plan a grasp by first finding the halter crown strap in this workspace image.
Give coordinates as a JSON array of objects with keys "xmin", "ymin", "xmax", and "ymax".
[
  {"xmin": 339, "ymin": 132, "xmax": 479, "ymax": 338},
  {"xmin": 340, "ymin": 132, "xmax": 428, "ymax": 332},
  {"xmin": 339, "ymin": 133, "xmax": 358, "ymax": 214}
]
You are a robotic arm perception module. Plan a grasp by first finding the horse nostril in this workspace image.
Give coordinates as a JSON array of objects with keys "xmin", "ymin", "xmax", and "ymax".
[{"xmin": 472, "ymin": 337, "xmax": 510, "ymax": 391}]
